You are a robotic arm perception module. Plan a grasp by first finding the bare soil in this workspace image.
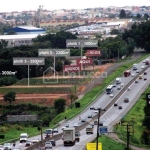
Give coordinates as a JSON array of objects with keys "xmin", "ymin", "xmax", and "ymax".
[{"xmin": 0, "ymin": 64, "xmax": 112, "ymax": 106}]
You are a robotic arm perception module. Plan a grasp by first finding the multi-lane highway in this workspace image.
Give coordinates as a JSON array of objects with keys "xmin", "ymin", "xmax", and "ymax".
[{"xmin": 13, "ymin": 57, "xmax": 150, "ymax": 150}]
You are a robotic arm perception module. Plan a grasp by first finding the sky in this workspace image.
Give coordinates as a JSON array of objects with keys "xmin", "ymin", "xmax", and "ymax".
[{"xmin": 0, "ymin": 0, "xmax": 150, "ymax": 12}]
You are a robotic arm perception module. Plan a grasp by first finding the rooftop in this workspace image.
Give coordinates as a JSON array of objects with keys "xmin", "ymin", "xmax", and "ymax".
[{"xmin": 0, "ymin": 34, "xmax": 46, "ymax": 40}]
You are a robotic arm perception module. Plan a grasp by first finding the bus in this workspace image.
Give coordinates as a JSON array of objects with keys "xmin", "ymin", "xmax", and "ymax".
[
  {"xmin": 44, "ymin": 128, "xmax": 53, "ymax": 138},
  {"xmin": 106, "ymin": 85, "xmax": 113, "ymax": 94}
]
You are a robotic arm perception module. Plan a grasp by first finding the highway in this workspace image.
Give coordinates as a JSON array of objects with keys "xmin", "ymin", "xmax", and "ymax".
[{"xmin": 12, "ymin": 57, "xmax": 150, "ymax": 150}]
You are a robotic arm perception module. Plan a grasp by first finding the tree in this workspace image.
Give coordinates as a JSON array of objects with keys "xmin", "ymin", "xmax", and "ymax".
[
  {"xmin": 54, "ymin": 98, "xmax": 66, "ymax": 114},
  {"xmin": 3, "ymin": 92, "xmax": 16, "ymax": 105},
  {"xmin": 69, "ymin": 94, "xmax": 78, "ymax": 109},
  {"xmin": 119, "ymin": 9, "xmax": 126, "ymax": 18},
  {"xmin": 110, "ymin": 29, "xmax": 120, "ymax": 35},
  {"xmin": 136, "ymin": 13, "xmax": 141, "ymax": 19}
]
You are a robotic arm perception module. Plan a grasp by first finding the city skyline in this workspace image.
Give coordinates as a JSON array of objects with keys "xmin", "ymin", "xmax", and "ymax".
[{"xmin": 0, "ymin": 0, "xmax": 150, "ymax": 12}]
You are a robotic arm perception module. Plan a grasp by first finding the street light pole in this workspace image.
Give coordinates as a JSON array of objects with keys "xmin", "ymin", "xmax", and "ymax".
[{"xmin": 96, "ymin": 108, "xmax": 105, "ymax": 150}]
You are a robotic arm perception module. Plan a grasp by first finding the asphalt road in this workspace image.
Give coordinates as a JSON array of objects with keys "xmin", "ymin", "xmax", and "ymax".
[{"xmin": 13, "ymin": 56, "xmax": 150, "ymax": 150}]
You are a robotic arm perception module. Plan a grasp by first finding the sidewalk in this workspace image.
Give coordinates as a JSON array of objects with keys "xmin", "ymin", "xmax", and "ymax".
[{"xmin": 107, "ymin": 133, "xmax": 149, "ymax": 150}]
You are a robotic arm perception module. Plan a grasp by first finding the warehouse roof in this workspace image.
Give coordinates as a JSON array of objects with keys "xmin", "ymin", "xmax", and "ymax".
[
  {"xmin": 0, "ymin": 34, "xmax": 46, "ymax": 40},
  {"xmin": 17, "ymin": 26, "xmax": 45, "ymax": 30}
]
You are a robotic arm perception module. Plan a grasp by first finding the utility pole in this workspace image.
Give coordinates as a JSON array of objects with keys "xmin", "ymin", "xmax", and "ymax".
[{"xmin": 122, "ymin": 124, "xmax": 133, "ymax": 150}]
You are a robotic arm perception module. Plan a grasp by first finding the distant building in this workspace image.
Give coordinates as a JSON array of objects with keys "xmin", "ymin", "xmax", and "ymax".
[
  {"xmin": 0, "ymin": 34, "xmax": 45, "ymax": 47},
  {"xmin": 4, "ymin": 26, "xmax": 46, "ymax": 35}
]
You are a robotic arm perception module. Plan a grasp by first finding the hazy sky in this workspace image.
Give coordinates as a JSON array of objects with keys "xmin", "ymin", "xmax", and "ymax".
[{"xmin": 1, "ymin": 0, "xmax": 150, "ymax": 12}]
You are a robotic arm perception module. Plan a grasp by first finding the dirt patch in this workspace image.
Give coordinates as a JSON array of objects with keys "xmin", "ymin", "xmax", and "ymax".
[{"xmin": 0, "ymin": 94, "xmax": 71, "ymax": 106}]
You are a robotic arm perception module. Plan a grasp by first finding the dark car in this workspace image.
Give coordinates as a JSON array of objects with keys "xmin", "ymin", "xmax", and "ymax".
[
  {"xmin": 81, "ymin": 118, "xmax": 86, "ymax": 122},
  {"xmin": 135, "ymin": 80, "xmax": 138, "ymax": 83},
  {"xmin": 25, "ymin": 141, "xmax": 32, "ymax": 147},
  {"xmin": 144, "ymin": 77, "xmax": 147, "ymax": 80},
  {"xmin": 50, "ymin": 140, "xmax": 56, "ymax": 146},
  {"xmin": 144, "ymin": 71, "xmax": 147, "ymax": 75},
  {"xmin": 118, "ymin": 106, "xmax": 122, "ymax": 109},
  {"xmin": 124, "ymin": 97, "xmax": 129, "ymax": 103},
  {"xmin": 114, "ymin": 103, "xmax": 118, "ymax": 107}
]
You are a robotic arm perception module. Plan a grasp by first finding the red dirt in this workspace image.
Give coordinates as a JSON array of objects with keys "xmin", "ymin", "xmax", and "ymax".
[{"xmin": 0, "ymin": 64, "xmax": 112, "ymax": 106}]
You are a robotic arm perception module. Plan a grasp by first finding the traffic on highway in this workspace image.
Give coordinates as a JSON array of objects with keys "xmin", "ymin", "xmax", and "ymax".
[{"xmin": 4, "ymin": 57, "xmax": 150, "ymax": 150}]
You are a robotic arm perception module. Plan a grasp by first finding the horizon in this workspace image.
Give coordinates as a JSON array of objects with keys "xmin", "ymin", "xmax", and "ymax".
[{"xmin": 0, "ymin": 0, "xmax": 150, "ymax": 12}]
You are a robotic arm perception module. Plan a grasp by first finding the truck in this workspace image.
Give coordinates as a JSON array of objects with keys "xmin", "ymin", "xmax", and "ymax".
[
  {"xmin": 124, "ymin": 70, "xmax": 131, "ymax": 77},
  {"xmin": 63, "ymin": 128, "xmax": 76, "ymax": 146},
  {"xmin": 133, "ymin": 63, "xmax": 138, "ymax": 70},
  {"xmin": 145, "ymin": 59, "xmax": 150, "ymax": 65},
  {"xmin": 75, "ymin": 131, "xmax": 80, "ymax": 142},
  {"xmin": 20, "ymin": 133, "xmax": 28, "ymax": 143},
  {"xmin": 86, "ymin": 125, "xmax": 94, "ymax": 134},
  {"xmin": 116, "ymin": 77, "xmax": 121, "ymax": 84}
]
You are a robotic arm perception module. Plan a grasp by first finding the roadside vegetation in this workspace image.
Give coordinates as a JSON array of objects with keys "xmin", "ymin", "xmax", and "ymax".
[
  {"xmin": 91, "ymin": 135, "xmax": 127, "ymax": 150},
  {"xmin": 116, "ymin": 86, "xmax": 150, "ymax": 149}
]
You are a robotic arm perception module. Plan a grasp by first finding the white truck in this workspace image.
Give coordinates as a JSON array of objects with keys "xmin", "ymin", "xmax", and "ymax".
[
  {"xmin": 63, "ymin": 128, "xmax": 75, "ymax": 146},
  {"xmin": 86, "ymin": 125, "xmax": 94, "ymax": 134},
  {"xmin": 133, "ymin": 63, "xmax": 138, "ymax": 70},
  {"xmin": 115, "ymin": 77, "xmax": 121, "ymax": 84},
  {"xmin": 20, "ymin": 133, "xmax": 28, "ymax": 143}
]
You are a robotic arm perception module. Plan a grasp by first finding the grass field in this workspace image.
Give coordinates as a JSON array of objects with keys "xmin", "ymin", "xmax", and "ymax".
[
  {"xmin": 0, "ymin": 87, "xmax": 71, "ymax": 94},
  {"xmin": 91, "ymin": 135, "xmax": 127, "ymax": 150},
  {"xmin": 116, "ymin": 87, "xmax": 150, "ymax": 149}
]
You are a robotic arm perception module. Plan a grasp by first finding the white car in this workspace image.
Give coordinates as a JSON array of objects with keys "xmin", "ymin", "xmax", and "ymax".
[
  {"xmin": 131, "ymin": 73, "xmax": 135, "ymax": 77},
  {"xmin": 32, "ymin": 139, "xmax": 40, "ymax": 144},
  {"xmin": 74, "ymin": 123, "xmax": 79, "ymax": 127},
  {"xmin": 3, "ymin": 143, "xmax": 12, "ymax": 150},
  {"xmin": 110, "ymin": 94, "xmax": 114, "ymax": 98},
  {"xmin": 141, "ymin": 66, "xmax": 145, "ymax": 69},
  {"xmin": 45, "ymin": 142, "xmax": 52, "ymax": 149},
  {"xmin": 61, "ymin": 126, "xmax": 66, "ymax": 130},
  {"xmin": 0, "ymin": 145, "xmax": 4, "ymax": 150}
]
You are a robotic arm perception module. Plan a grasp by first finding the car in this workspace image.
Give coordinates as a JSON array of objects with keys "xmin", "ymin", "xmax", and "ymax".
[
  {"xmin": 136, "ymin": 70, "xmax": 140, "ymax": 73},
  {"xmin": 25, "ymin": 141, "xmax": 32, "ymax": 147},
  {"xmin": 61, "ymin": 126, "xmax": 66, "ymax": 130},
  {"xmin": 144, "ymin": 77, "xmax": 147, "ymax": 80},
  {"xmin": 139, "ymin": 75, "xmax": 142, "ymax": 79},
  {"xmin": 89, "ymin": 122, "xmax": 94, "ymax": 128},
  {"xmin": 45, "ymin": 142, "xmax": 52, "ymax": 149},
  {"xmin": 94, "ymin": 120, "xmax": 98, "ymax": 125},
  {"xmin": 74, "ymin": 123, "xmax": 79, "ymax": 127},
  {"xmin": 118, "ymin": 106, "xmax": 122, "ymax": 109},
  {"xmin": 110, "ymin": 94, "xmax": 114, "ymax": 98},
  {"xmin": 121, "ymin": 83, "xmax": 124, "ymax": 87},
  {"xmin": 90, "ymin": 106, "xmax": 95, "ymax": 110},
  {"xmin": 94, "ymin": 110, "xmax": 98, "ymax": 113},
  {"xmin": 127, "ymin": 87, "xmax": 131, "ymax": 91},
  {"xmin": 141, "ymin": 66, "xmax": 145, "ymax": 69},
  {"xmin": 114, "ymin": 103, "xmax": 118, "ymax": 107},
  {"xmin": 32, "ymin": 139, "xmax": 40, "ymax": 144},
  {"xmin": 88, "ymin": 114, "xmax": 92, "ymax": 118},
  {"xmin": 117, "ymin": 86, "xmax": 121, "ymax": 90},
  {"xmin": 3, "ymin": 143, "xmax": 12, "ymax": 150},
  {"xmin": 131, "ymin": 73, "xmax": 135, "ymax": 77},
  {"xmin": 135, "ymin": 80, "xmax": 138, "ymax": 83},
  {"xmin": 124, "ymin": 97, "xmax": 129, "ymax": 103},
  {"xmin": 144, "ymin": 71, "xmax": 147, "ymax": 75},
  {"xmin": 81, "ymin": 118, "xmax": 86, "ymax": 122},
  {"xmin": 0, "ymin": 145, "xmax": 4, "ymax": 150},
  {"xmin": 143, "ymin": 60, "xmax": 146, "ymax": 63},
  {"xmin": 50, "ymin": 140, "xmax": 56, "ymax": 146},
  {"xmin": 52, "ymin": 128, "xmax": 58, "ymax": 133},
  {"xmin": 65, "ymin": 123, "xmax": 69, "ymax": 128},
  {"xmin": 113, "ymin": 84, "xmax": 116, "ymax": 87},
  {"xmin": 12, "ymin": 148, "xmax": 21, "ymax": 150}
]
